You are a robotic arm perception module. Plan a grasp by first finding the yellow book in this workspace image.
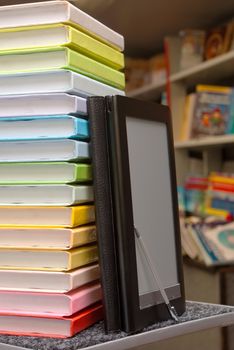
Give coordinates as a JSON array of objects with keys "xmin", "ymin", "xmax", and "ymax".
[
  {"xmin": 0, "ymin": 224, "xmax": 97, "ymax": 250},
  {"xmin": 0, "ymin": 24, "xmax": 124, "ymax": 71},
  {"xmin": 196, "ymin": 85, "xmax": 232, "ymax": 94},
  {"xmin": 0, "ymin": 205, "xmax": 95, "ymax": 228},
  {"xmin": 0, "ymin": 47, "xmax": 125, "ymax": 90},
  {"xmin": 0, "ymin": 245, "xmax": 98, "ymax": 272},
  {"xmin": 209, "ymin": 173, "xmax": 234, "ymax": 185}
]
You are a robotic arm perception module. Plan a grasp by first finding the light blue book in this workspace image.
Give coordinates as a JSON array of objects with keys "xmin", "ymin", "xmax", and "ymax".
[{"xmin": 0, "ymin": 115, "xmax": 89, "ymax": 141}]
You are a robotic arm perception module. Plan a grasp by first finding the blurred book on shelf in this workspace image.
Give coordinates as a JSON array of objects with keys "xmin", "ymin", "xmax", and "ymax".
[
  {"xmin": 179, "ymin": 85, "xmax": 234, "ymax": 141},
  {"xmin": 125, "ymin": 53, "xmax": 166, "ymax": 92},
  {"xmin": 178, "ymin": 171, "xmax": 234, "ymax": 266},
  {"xmin": 204, "ymin": 20, "xmax": 234, "ymax": 61},
  {"xmin": 179, "ymin": 29, "xmax": 205, "ymax": 70}
]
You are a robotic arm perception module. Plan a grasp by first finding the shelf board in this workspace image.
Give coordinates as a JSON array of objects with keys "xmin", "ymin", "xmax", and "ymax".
[
  {"xmin": 127, "ymin": 80, "xmax": 166, "ymax": 100},
  {"xmin": 1, "ymin": 302, "xmax": 234, "ymax": 350},
  {"xmin": 170, "ymin": 50, "xmax": 234, "ymax": 87},
  {"xmin": 175, "ymin": 134, "xmax": 234, "ymax": 149}
]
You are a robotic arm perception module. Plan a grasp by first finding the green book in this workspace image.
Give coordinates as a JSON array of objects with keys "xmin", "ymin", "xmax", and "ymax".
[
  {"xmin": 0, "ymin": 24, "xmax": 124, "ymax": 71},
  {"xmin": 0, "ymin": 47, "xmax": 125, "ymax": 90},
  {"xmin": 0, "ymin": 162, "xmax": 92, "ymax": 184}
]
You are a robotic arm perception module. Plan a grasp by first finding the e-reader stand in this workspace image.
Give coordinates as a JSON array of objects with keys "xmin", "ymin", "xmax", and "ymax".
[{"xmin": 134, "ymin": 227, "xmax": 179, "ymax": 322}]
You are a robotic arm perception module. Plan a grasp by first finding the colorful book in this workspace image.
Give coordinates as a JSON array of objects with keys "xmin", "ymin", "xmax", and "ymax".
[
  {"xmin": 0, "ymin": 70, "xmax": 125, "ymax": 97},
  {"xmin": 0, "ymin": 47, "xmax": 125, "ymax": 89},
  {"xmin": 203, "ymin": 222, "xmax": 234, "ymax": 262},
  {"xmin": 0, "ymin": 245, "xmax": 98, "ymax": 271},
  {"xmin": 0, "ymin": 1, "xmax": 124, "ymax": 51},
  {"xmin": 0, "ymin": 162, "xmax": 92, "ymax": 184},
  {"xmin": 0, "ymin": 93, "xmax": 87, "ymax": 118},
  {"xmin": 0, "ymin": 224, "xmax": 96, "ymax": 250},
  {"xmin": 0, "ymin": 116, "xmax": 89, "ymax": 140},
  {"xmin": 0, "ymin": 205, "xmax": 95, "ymax": 227},
  {"xmin": 0, "ymin": 264, "xmax": 100, "ymax": 293},
  {"xmin": 0, "ymin": 184, "xmax": 93, "ymax": 206},
  {"xmin": 0, "ymin": 283, "xmax": 101, "ymax": 316},
  {"xmin": 191, "ymin": 85, "xmax": 233, "ymax": 138},
  {"xmin": 0, "ymin": 303, "xmax": 103, "ymax": 338},
  {"xmin": 0, "ymin": 24, "xmax": 124, "ymax": 70},
  {"xmin": 204, "ymin": 20, "xmax": 234, "ymax": 60},
  {"xmin": 0, "ymin": 139, "xmax": 89, "ymax": 162}
]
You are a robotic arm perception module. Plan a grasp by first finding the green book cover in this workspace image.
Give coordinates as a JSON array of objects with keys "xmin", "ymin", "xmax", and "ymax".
[
  {"xmin": 0, "ymin": 24, "xmax": 124, "ymax": 71},
  {"xmin": 0, "ymin": 47, "xmax": 125, "ymax": 90},
  {"xmin": 0, "ymin": 162, "xmax": 92, "ymax": 184}
]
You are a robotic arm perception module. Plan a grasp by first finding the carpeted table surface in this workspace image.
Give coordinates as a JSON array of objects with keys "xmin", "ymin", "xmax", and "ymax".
[{"xmin": 0, "ymin": 302, "xmax": 233, "ymax": 350}]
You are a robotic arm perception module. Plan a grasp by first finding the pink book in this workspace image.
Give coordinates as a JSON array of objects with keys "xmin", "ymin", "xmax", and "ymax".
[{"xmin": 0, "ymin": 282, "xmax": 101, "ymax": 316}]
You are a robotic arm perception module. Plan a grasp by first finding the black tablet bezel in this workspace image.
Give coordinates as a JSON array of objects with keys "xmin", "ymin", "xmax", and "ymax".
[{"xmin": 106, "ymin": 95, "xmax": 185, "ymax": 333}]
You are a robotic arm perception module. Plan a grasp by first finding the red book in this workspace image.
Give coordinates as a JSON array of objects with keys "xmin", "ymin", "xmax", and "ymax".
[{"xmin": 0, "ymin": 303, "xmax": 103, "ymax": 338}]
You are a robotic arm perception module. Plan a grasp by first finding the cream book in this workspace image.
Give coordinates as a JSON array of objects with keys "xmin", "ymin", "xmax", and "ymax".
[
  {"xmin": 0, "ymin": 24, "xmax": 124, "ymax": 70},
  {"xmin": 0, "ymin": 93, "xmax": 87, "ymax": 118},
  {"xmin": 0, "ymin": 245, "xmax": 98, "ymax": 271},
  {"xmin": 0, "ymin": 184, "xmax": 93, "ymax": 206},
  {"xmin": 0, "ymin": 264, "xmax": 100, "ymax": 293},
  {"xmin": 0, "ymin": 225, "xmax": 97, "ymax": 250},
  {"xmin": 0, "ymin": 205, "xmax": 95, "ymax": 227},
  {"xmin": 0, "ymin": 70, "xmax": 125, "ymax": 97},
  {"xmin": 0, "ymin": 1, "xmax": 124, "ymax": 51}
]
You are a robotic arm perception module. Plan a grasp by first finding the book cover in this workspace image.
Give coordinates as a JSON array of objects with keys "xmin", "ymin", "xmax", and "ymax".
[
  {"xmin": 0, "ymin": 47, "xmax": 125, "ymax": 90},
  {"xmin": 204, "ymin": 20, "xmax": 234, "ymax": 60},
  {"xmin": 0, "ymin": 205, "xmax": 95, "ymax": 227},
  {"xmin": 0, "ymin": 116, "xmax": 89, "ymax": 140},
  {"xmin": 0, "ymin": 224, "xmax": 97, "ymax": 250},
  {"xmin": 0, "ymin": 1, "xmax": 124, "ymax": 51},
  {"xmin": 0, "ymin": 303, "xmax": 103, "ymax": 338},
  {"xmin": 0, "ymin": 69, "xmax": 125, "ymax": 97},
  {"xmin": 0, "ymin": 264, "xmax": 100, "ymax": 293},
  {"xmin": 0, "ymin": 283, "xmax": 102, "ymax": 316},
  {"xmin": 191, "ymin": 85, "xmax": 233, "ymax": 138},
  {"xmin": 0, "ymin": 162, "xmax": 92, "ymax": 184},
  {"xmin": 0, "ymin": 93, "xmax": 87, "ymax": 118},
  {"xmin": 203, "ymin": 222, "xmax": 234, "ymax": 262},
  {"xmin": 88, "ymin": 96, "xmax": 121, "ymax": 331},
  {"xmin": 0, "ymin": 139, "xmax": 89, "ymax": 163},
  {"xmin": 0, "ymin": 245, "xmax": 98, "ymax": 271},
  {"xmin": 0, "ymin": 184, "xmax": 94, "ymax": 206},
  {"xmin": 0, "ymin": 24, "xmax": 124, "ymax": 70}
]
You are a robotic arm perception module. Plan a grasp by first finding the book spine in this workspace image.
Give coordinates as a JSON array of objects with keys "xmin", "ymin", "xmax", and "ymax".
[{"xmin": 88, "ymin": 96, "xmax": 121, "ymax": 331}]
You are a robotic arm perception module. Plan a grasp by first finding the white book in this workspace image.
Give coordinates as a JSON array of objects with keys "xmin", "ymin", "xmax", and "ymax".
[
  {"xmin": 0, "ymin": 93, "xmax": 87, "ymax": 117},
  {"xmin": 0, "ymin": 1, "xmax": 124, "ymax": 51},
  {"xmin": 0, "ymin": 70, "xmax": 125, "ymax": 96},
  {"xmin": 0, "ymin": 184, "xmax": 93, "ymax": 206},
  {"xmin": 0, "ymin": 264, "xmax": 100, "ymax": 293},
  {"xmin": 0, "ymin": 139, "xmax": 89, "ymax": 162}
]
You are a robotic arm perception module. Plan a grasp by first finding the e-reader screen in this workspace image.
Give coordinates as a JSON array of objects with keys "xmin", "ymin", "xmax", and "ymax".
[{"xmin": 126, "ymin": 116, "xmax": 181, "ymax": 309}]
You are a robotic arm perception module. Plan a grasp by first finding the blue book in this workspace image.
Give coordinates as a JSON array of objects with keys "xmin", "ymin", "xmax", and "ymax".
[{"xmin": 0, "ymin": 115, "xmax": 89, "ymax": 141}]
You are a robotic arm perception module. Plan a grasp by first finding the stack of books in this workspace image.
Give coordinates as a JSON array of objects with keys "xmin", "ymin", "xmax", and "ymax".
[{"xmin": 0, "ymin": 0, "xmax": 125, "ymax": 338}]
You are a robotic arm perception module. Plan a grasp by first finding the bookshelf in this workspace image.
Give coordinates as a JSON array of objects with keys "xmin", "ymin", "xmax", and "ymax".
[{"xmin": 127, "ymin": 38, "xmax": 234, "ymax": 186}]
